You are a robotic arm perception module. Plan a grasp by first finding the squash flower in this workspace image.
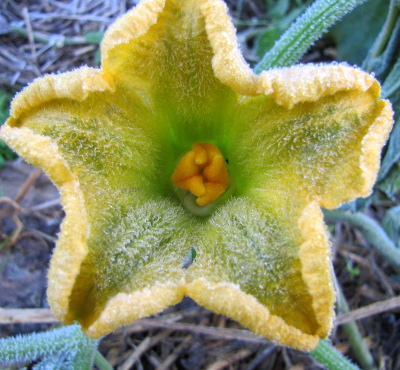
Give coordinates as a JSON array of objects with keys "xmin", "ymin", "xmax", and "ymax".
[{"xmin": 0, "ymin": 0, "xmax": 393, "ymax": 350}]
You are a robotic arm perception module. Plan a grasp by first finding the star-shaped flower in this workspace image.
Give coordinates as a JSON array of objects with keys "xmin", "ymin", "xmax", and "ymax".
[{"xmin": 0, "ymin": 0, "xmax": 393, "ymax": 350}]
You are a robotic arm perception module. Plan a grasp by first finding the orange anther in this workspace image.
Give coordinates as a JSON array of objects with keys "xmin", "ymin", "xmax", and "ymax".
[
  {"xmin": 171, "ymin": 142, "xmax": 229, "ymax": 206},
  {"xmin": 193, "ymin": 142, "xmax": 208, "ymax": 166},
  {"xmin": 203, "ymin": 155, "xmax": 229, "ymax": 183},
  {"xmin": 197, "ymin": 182, "xmax": 227, "ymax": 207},
  {"xmin": 177, "ymin": 175, "xmax": 206, "ymax": 197},
  {"xmin": 171, "ymin": 151, "xmax": 198, "ymax": 184}
]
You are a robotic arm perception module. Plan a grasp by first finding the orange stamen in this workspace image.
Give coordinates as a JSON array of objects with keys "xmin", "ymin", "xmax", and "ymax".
[{"xmin": 171, "ymin": 143, "xmax": 229, "ymax": 206}]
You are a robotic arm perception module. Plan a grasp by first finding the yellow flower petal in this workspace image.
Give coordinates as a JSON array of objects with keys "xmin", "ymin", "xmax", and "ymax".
[
  {"xmin": 8, "ymin": 67, "xmax": 113, "ymax": 123},
  {"xmin": 257, "ymin": 64, "xmax": 380, "ymax": 109},
  {"xmin": 199, "ymin": 0, "xmax": 257, "ymax": 94},
  {"xmin": 86, "ymin": 284, "xmax": 185, "ymax": 338},
  {"xmin": 298, "ymin": 202, "xmax": 334, "ymax": 338},
  {"xmin": 232, "ymin": 68, "xmax": 394, "ymax": 209},
  {"xmin": 0, "ymin": 0, "xmax": 394, "ymax": 351},
  {"xmin": 186, "ymin": 198, "xmax": 332, "ymax": 351},
  {"xmin": 0, "ymin": 126, "xmax": 87, "ymax": 320},
  {"xmin": 64, "ymin": 199, "xmax": 193, "ymax": 332},
  {"xmin": 1, "ymin": 64, "xmax": 191, "ymax": 326},
  {"xmin": 101, "ymin": 0, "xmax": 238, "ymax": 135},
  {"xmin": 360, "ymin": 100, "xmax": 394, "ymax": 195}
]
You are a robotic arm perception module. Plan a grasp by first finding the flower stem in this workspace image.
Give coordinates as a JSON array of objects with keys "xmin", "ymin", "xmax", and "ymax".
[
  {"xmin": 94, "ymin": 350, "xmax": 114, "ymax": 370},
  {"xmin": 336, "ymin": 285, "xmax": 376, "ymax": 370},
  {"xmin": 310, "ymin": 340, "xmax": 360, "ymax": 370},
  {"xmin": 235, "ymin": 0, "xmax": 245, "ymax": 20},
  {"xmin": 0, "ymin": 324, "xmax": 98, "ymax": 368},
  {"xmin": 323, "ymin": 209, "xmax": 400, "ymax": 272},
  {"xmin": 254, "ymin": 0, "xmax": 367, "ymax": 72}
]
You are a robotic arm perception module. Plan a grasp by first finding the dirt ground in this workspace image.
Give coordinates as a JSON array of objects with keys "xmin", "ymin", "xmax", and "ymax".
[{"xmin": 0, "ymin": 1, "xmax": 399, "ymax": 369}]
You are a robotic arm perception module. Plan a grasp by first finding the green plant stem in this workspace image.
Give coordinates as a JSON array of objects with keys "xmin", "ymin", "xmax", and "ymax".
[
  {"xmin": 94, "ymin": 350, "xmax": 114, "ymax": 370},
  {"xmin": 235, "ymin": 0, "xmax": 245, "ymax": 20},
  {"xmin": 72, "ymin": 336, "xmax": 99, "ymax": 370},
  {"xmin": 0, "ymin": 324, "xmax": 98, "ymax": 369},
  {"xmin": 366, "ymin": 0, "xmax": 399, "ymax": 61},
  {"xmin": 336, "ymin": 285, "xmax": 376, "ymax": 370},
  {"xmin": 323, "ymin": 209, "xmax": 400, "ymax": 272},
  {"xmin": 310, "ymin": 340, "xmax": 360, "ymax": 370},
  {"xmin": 0, "ymin": 325, "xmax": 77, "ymax": 365},
  {"xmin": 254, "ymin": 0, "xmax": 366, "ymax": 72}
]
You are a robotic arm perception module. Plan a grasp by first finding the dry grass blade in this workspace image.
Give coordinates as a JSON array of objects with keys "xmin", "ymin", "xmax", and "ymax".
[
  {"xmin": 0, "ymin": 308, "xmax": 57, "ymax": 324},
  {"xmin": 205, "ymin": 348, "xmax": 254, "ymax": 370},
  {"xmin": 28, "ymin": 198, "xmax": 61, "ymax": 211},
  {"xmin": 155, "ymin": 335, "xmax": 193, "ymax": 370},
  {"xmin": 0, "ymin": 308, "xmax": 266, "ymax": 343},
  {"xmin": 0, "ymin": 0, "xmax": 140, "ymax": 87},
  {"xmin": 129, "ymin": 319, "xmax": 267, "ymax": 344},
  {"xmin": 0, "ymin": 197, "xmax": 23, "ymax": 248},
  {"xmin": 245, "ymin": 345, "xmax": 276, "ymax": 370},
  {"xmin": 14, "ymin": 168, "xmax": 42, "ymax": 203},
  {"xmin": 21, "ymin": 7, "xmax": 37, "ymax": 64},
  {"xmin": 118, "ymin": 330, "xmax": 172, "ymax": 370},
  {"xmin": 335, "ymin": 296, "xmax": 400, "ymax": 325}
]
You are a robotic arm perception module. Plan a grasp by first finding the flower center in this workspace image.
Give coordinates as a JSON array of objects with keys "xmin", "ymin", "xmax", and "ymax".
[{"xmin": 171, "ymin": 142, "xmax": 229, "ymax": 207}]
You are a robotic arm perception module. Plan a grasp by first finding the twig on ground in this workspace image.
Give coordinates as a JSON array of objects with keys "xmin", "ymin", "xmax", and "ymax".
[
  {"xmin": 155, "ymin": 335, "xmax": 193, "ymax": 370},
  {"xmin": 21, "ymin": 7, "xmax": 38, "ymax": 65},
  {"xmin": 28, "ymin": 198, "xmax": 61, "ymax": 211},
  {"xmin": 245, "ymin": 345, "xmax": 276, "ymax": 370},
  {"xmin": 0, "ymin": 197, "xmax": 23, "ymax": 248},
  {"xmin": 118, "ymin": 330, "xmax": 172, "ymax": 370},
  {"xmin": 205, "ymin": 348, "xmax": 254, "ymax": 370},
  {"xmin": 14, "ymin": 168, "xmax": 42, "ymax": 203},
  {"xmin": 0, "ymin": 308, "xmax": 267, "ymax": 343},
  {"xmin": 0, "ymin": 308, "xmax": 57, "ymax": 324},
  {"xmin": 21, "ymin": 229, "xmax": 57, "ymax": 243},
  {"xmin": 336, "ymin": 280, "xmax": 376, "ymax": 370},
  {"xmin": 324, "ymin": 209, "xmax": 400, "ymax": 272},
  {"xmin": 335, "ymin": 296, "xmax": 400, "ymax": 325},
  {"xmin": 127, "ymin": 319, "xmax": 267, "ymax": 344}
]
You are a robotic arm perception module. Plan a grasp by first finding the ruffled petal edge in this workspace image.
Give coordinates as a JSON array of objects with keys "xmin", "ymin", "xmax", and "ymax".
[
  {"xmin": 257, "ymin": 64, "xmax": 380, "ymax": 108},
  {"xmin": 199, "ymin": 0, "xmax": 257, "ymax": 95},
  {"xmin": 0, "ymin": 126, "xmax": 88, "ymax": 320},
  {"xmin": 298, "ymin": 202, "xmax": 334, "ymax": 337},
  {"xmin": 85, "ymin": 283, "xmax": 185, "ymax": 337},
  {"xmin": 8, "ymin": 67, "xmax": 113, "ymax": 125},
  {"xmin": 101, "ymin": 0, "xmax": 166, "ymax": 67},
  {"xmin": 186, "ymin": 279, "xmax": 320, "ymax": 350},
  {"xmin": 360, "ymin": 100, "xmax": 394, "ymax": 197},
  {"xmin": 185, "ymin": 201, "xmax": 334, "ymax": 351}
]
